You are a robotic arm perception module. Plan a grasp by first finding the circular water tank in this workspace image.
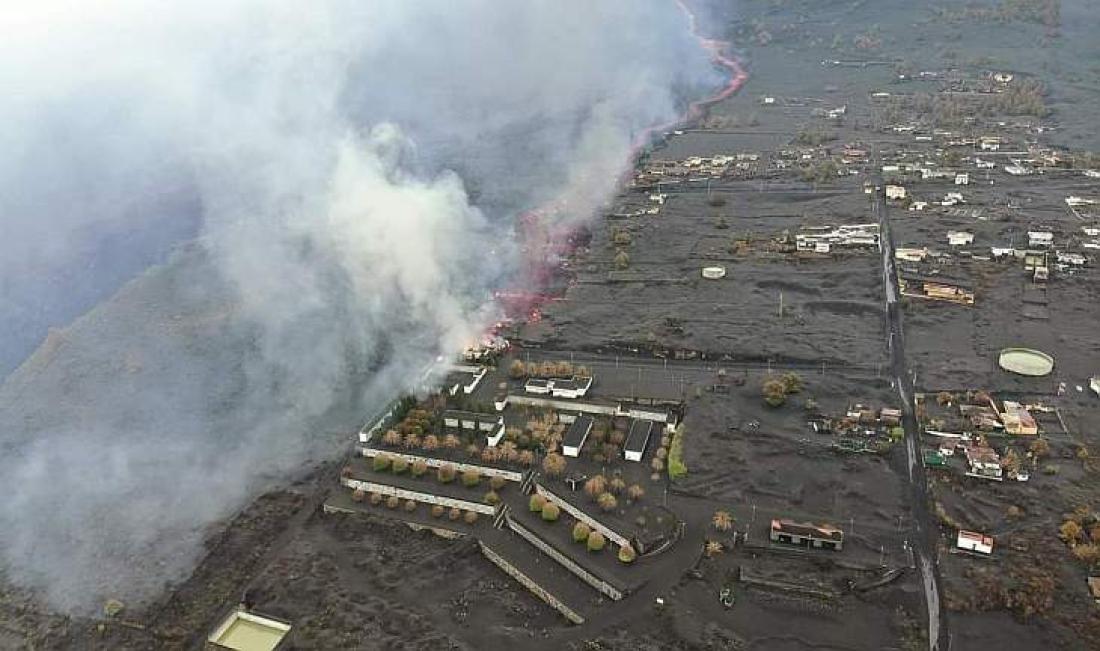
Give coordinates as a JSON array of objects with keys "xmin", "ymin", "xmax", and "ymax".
[
  {"xmin": 998, "ymin": 348, "xmax": 1054, "ymax": 377},
  {"xmin": 701, "ymin": 266, "xmax": 726, "ymax": 280}
]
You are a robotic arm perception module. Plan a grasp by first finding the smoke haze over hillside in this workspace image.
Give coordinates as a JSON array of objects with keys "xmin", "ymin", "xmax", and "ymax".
[{"xmin": 0, "ymin": 0, "xmax": 716, "ymax": 612}]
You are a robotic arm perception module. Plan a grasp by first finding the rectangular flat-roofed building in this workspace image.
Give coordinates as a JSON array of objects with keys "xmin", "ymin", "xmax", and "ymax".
[
  {"xmin": 624, "ymin": 420, "xmax": 654, "ymax": 462},
  {"xmin": 956, "ymin": 530, "xmax": 994, "ymax": 555},
  {"xmin": 562, "ymin": 415, "xmax": 594, "ymax": 457},
  {"xmin": 769, "ymin": 519, "xmax": 844, "ymax": 551}
]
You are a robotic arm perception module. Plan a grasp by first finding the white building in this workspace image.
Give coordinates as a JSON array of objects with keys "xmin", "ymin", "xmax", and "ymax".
[
  {"xmin": 1028, "ymin": 231, "xmax": 1054, "ymax": 248},
  {"xmin": 624, "ymin": 420, "xmax": 654, "ymax": 462},
  {"xmin": 956, "ymin": 530, "xmax": 994, "ymax": 555},
  {"xmin": 955, "ymin": 173, "xmax": 970, "ymax": 185},
  {"xmin": 886, "ymin": 185, "xmax": 907, "ymax": 200},
  {"xmin": 562, "ymin": 415, "xmax": 593, "ymax": 458},
  {"xmin": 947, "ymin": 231, "xmax": 974, "ymax": 247}
]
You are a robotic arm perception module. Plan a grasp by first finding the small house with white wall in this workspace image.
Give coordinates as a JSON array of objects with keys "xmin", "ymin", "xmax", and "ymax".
[
  {"xmin": 886, "ymin": 185, "xmax": 907, "ymax": 200},
  {"xmin": 624, "ymin": 420, "xmax": 654, "ymax": 462},
  {"xmin": 562, "ymin": 415, "xmax": 594, "ymax": 458},
  {"xmin": 957, "ymin": 530, "xmax": 994, "ymax": 555}
]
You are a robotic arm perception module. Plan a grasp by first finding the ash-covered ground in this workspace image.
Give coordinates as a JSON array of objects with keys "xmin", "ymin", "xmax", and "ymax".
[{"xmin": 4, "ymin": 1, "xmax": 1100, "ymax": 650}]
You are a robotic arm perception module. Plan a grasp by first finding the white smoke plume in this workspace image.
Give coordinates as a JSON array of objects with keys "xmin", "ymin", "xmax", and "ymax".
[{"xmin": 0, "ymin": 0, "xmax": 717, "ymax": 612}]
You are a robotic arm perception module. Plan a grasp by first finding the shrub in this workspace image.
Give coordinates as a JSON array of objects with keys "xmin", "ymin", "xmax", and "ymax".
[
  {"xmin": 651, "ymin": 458, "xmax": 665, "ymax": 472},
  {"xmin": 780, "ymin": 372, "xmax": 803, "ymax": 394},
  {"xmin": 422, "ymin": 435, "xmax": 440, "ymax": 451},
  {"xmin": 609, "ymin": 477, "xmax": 626, "ymax": 495},
  {"xmin": 448, "ymin": 507, "xmax": 462, "ymax": 521},
  {"xmin": 386, "ymin": 496, "xmax": 400, "ymax": 509},
  {"xmin": 404, "ymin": 499, "xmax": 417, "ymax": 512},
  {"xmin": 431, "ymin": 504, "xmax": 445, "ymax": 518},
  {"xmin": 351, "ymin": 488, "xmax": 366, "ymax": 502},
  {"xmin": 597, "ymin": 492, "xmax": 618, "ymax": 512},
  {"xmin": 613, "ymin": 249, "xmax": 630, "ymax": 270},
  {"xmin": 464, "ymin": 510, "xmax": 479, "ymax": 524},
  {"xmin": 509, "ymin": 359, "xmax": 527, "ymax": 378},
  {"xmin": 627, "ymin": 484, "xmax": 645, "ymax": 502},
  {"xmin": 668, "ymin": 431, "xmax": 688, "ymax": 480},
  {"xmin": 518, "ymin": 450, "xmax": 535, "ymax": 467},
  {"xmin": 382, "ymin": 430, "xmax": 402, "ymax": 446},
  {"xmin": 461, "ymin": 469, "xmax": 481, "ymax": 487},
  {"xmin": 442, "ymin": 434, "xmax": 461, "ymax": 449},
  {"xmin": 587, "ymin": 531, "xmax": 607, "ymax": 552},
  {"xmin": 411, "ymin": 459, "xmax": 428, "ymax": 477},
  {"xmin": 1030, "ymin": 438, "xmax": 1051, "ymax": 459},
  {"xmin": 541, "ymin": 502, "xmax": 561, "ymax": 522},
  {"xmin": 618, "ymin": 545, "xmax": 637, "ymax": 564},
  {"xmin": 584, "ymin": 475, "xmax": 608, "ymax": 499},
  {"xmin": 484, "ymin": 490, "xmax": 500, "ymax": 506},
  {"xmin": 373, "ymin": 454, "xmax": 392, "ymax": 472},
  {"xmin": 529, "ymin": 494, "xmax": 547, "ymax": 512},
  {"xmin": 573, "ymin": 522, "xmax": 592, "ymax": 543},
  {"xmin": 340, "ymin": 465, "xmax": 353, "ymax": 478},
  {"xmin": 762, "ymin": 378, "xmax": 787, "ymax": 407},
  {"xmin": 481, "ymin": 447, "xmax": 499, "ymax": 463},
  {"xmin": 656, "ymin": 447, "xmax": 669, "ymax": 460},
  {"xmin": 1060, "ymin": 520, "xmax": 1084, "ymax": 544},
  {"xmin": 369, "ymin": 492, "xmax": 383, "ymax": 506},
  {"xmin": 391, "ymin": 457, "xmax": 409, "ymax": 475},
  {"xmin": 437, "ymin": 463, "xmax": 457, "ymax": 483},
  {"xmin": 610, "ymin": 430, "xmax": 625, "ymax": 446},
  {"xmin": 1072, "ymin": 544, "xmax": 1100, "ymax": 566},
  {"xmin": 403, "ymin": 433, "xmax": 422, "ymax": 449},
  {"xmin": 543, "ymin": 453, "xmax": 567, "ymax": 477},
  {"xmin": 466, "ymin": 444, "xmax": 480, "ymax": 458},
  {"xmin": 490, "ymin": 476, "xmax": 506, "ymax": 491}
]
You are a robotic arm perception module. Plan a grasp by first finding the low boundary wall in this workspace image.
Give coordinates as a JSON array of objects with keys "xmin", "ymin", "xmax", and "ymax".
[
  {"xmin": 359, "ymin": 447, "xmax": 523, "ymax": 482},
  {"xmin": 534, "ymin": 484, "xmax": 630, "ymax": 548},
  {"xmin": 479, "ymin": 541, "xmax": 584, "ymax": 625},
  {"xmin": 506, "ymin": 514, "xmax": 623, "ymax": 600},
  {"xmin": 340, "ymin": 478, "xmax": 496, "ymax": 515}
]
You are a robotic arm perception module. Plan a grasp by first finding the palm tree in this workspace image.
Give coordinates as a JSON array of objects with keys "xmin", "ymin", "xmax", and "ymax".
[
  {"xmin": 442, "ymin": 434, "xmax": 461, "ymax": 450},
  {"xmin": 422, "ymin": 435, "xmax": 440, "ymax": 451},
  {"xmin": 609, "ymin": 477, "xmax": 626, "ymax": 495},
  {"xmin": 382, "ymin": 430, "xmax": 402, "ymax": 446},
  {"xmin": 712, "ymin": 510, "xmax": 734, "ymax": 532},
  {"xmin": 519, "ymin": 450, "xmax": 535, "ymax": 467},
  {"xmin": 403, "ymin": 433, "xmax": 422, "ymax": 449},
  {"xmin": 626, "ymin": 484, "xmax": 645, "ymax": 502},
  {"xmin": 705, "ymin": 541, "xmax": 724, "ymax": 557}
]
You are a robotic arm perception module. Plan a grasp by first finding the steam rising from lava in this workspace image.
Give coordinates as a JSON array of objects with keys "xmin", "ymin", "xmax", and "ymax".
[{"xmin": 0, "ymin": 0, "xmax": 719, "ymax": 611}]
